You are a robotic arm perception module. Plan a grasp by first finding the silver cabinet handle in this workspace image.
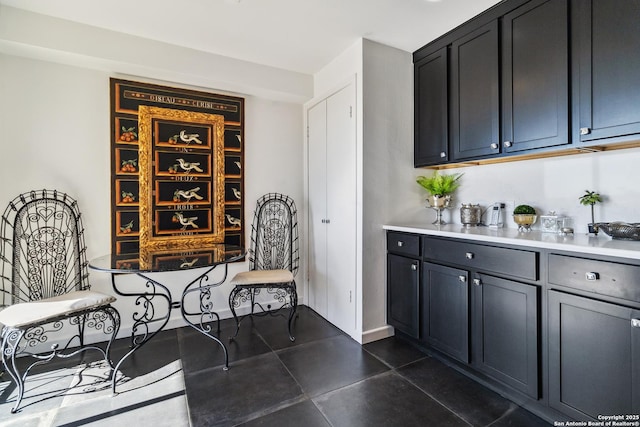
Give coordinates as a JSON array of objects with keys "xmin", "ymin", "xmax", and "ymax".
[
  {"xmin": 397, "ymin": 241, "xmax": 404, "ymax": 247},
  {"xmin": 458, "ymin": 275, "xmax": 466, "ymax": 283},
  {"xmin": 585, "ymin": 272, "xmax": 600, "ymax": 281},
  {"xmin": 411, "ymin": 264, "xmax": 417, "ymax": 271},
  {"xmin": 440, "ymin": 151, "xmax": 446, "ymax": 158},
  {"xmin": 580, "ymin": 127, "xmax": 591, "ymax": 135},
  {"xmin": 473, "ymin": 278, "xmax": 481, "ymax": 286},
  {"xmin": 490, "ymin": 143, "xmax": 498, "ymax": 149},
  {"xmin": 503, "ymin": 141, "xmax": 513, "ymax": 148},
  {"xmin": 465, "ymin": 252, "xmax": 474, "ymax": 259},
  {"xmin": 632, "ymin": 319, "xmax": 640, "ymax": 328}
]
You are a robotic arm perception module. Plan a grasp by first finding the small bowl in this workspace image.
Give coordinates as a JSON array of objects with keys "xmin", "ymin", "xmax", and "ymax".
[{"xmin": 513, "ymin": 214, "xmax": 537, "ymax": 232}]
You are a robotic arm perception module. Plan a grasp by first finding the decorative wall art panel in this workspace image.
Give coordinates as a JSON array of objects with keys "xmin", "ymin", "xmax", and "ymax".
[
  {"xmin": 138, "ymin": 106, "xmax": 225, "ymax": 250},
  {"xmin": 110, "ymin": 79, "xmax": 244, "ymax": 255}
]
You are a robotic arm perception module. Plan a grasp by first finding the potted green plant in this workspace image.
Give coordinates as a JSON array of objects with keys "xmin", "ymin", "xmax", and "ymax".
[
  {"xmin": 579, "ymin": 190, "xmax": 603, "ymax": 235},
  {"xmin": 416, "ymin": 171, "xmax": 462, "ymax": 208},
  {"xmin": 513, "ymin": 204, "xmax": 537, "ymax": 232}
]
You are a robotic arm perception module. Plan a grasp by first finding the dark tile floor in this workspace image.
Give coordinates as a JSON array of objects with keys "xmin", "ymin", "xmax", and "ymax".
[{"xmin": 0, "ymin": 305, "xmax": 552, "ymax": 426}]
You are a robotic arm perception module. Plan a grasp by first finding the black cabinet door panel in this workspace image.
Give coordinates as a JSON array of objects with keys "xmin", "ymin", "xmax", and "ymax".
[
  {"xmin": 549, "ymin": 290, "xmax": 640, "ymax": 419},
  {"xmin": 421, "ymin": 262, "xmax": 469, "ymax": 363},
  {"xmin": 473, "ymin": 274, "xmax": 539, "ymax": 398},
  {"xmin": 575, "ymin": 0, "xmax": 640, "ymax": 143},
  {"xmin": 387, "ymin": 253, "xmax": 420, "ymax": 338},
  {"xmin": 502, "ymin": 0, "xmax": 569, "ymax": 152},
  {"xmin": 414, "ymin": 48, "xmax": 448, "ymax": 166},
  {"xmin": 451, "ymin": 21, "xmax": 500, "ymax": 160}
]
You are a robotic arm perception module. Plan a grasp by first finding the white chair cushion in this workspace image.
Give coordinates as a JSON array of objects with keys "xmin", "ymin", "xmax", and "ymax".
[
  {"xmin": 0, "ymin": 290, "xmax": 116, "ymax": 328},
  {"xmin": 230, "ymin": 269, "xmax": 294, "ymax": 286}
]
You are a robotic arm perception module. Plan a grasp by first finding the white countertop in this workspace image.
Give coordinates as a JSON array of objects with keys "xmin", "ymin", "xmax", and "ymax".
[{"xmin": 383, "ymin": 222, "xmax": 640, "ymax": 260}]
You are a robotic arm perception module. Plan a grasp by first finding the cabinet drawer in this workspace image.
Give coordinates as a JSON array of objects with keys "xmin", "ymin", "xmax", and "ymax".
[
  {"xmin": 548, "ymin": 254, "xmax": 640, "ymax": 303},
  {"xmin": 387, "ymin": 232, "xmax": 420, "ymax": 257},
  {"xmin": 423, "ymin": 237, "xmax": 537, "ymax": 280}
]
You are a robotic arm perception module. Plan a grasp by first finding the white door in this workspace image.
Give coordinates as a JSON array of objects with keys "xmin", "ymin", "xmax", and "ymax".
[
  {"xmin": 325, "ymin": 83, "xmax": 357, "ymax": 334},
  {"xmin": 307, "ymin": 100, "xmax": 328, "ymax": 318},
  {"xmin": 307, "ymin": 82, "xmax": 357, "ymax": 335}
]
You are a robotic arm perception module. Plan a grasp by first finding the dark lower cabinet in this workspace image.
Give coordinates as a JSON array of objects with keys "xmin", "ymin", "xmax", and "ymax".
[
  {"xmin": 421, "ymin": 262, "xmax": 469, "ymax": 363},
  {"xmin": 387, "ymin": 253, "xmax": 420, "ymax": 338},
  {"xmin": 387, "ymin": 231, "xmax": 640, "ymax": 423},
  {"xmin": 549, "ymin": 290, "xmax": 640, "ymax": 419},
  {"xmin": 473, "ymin": 274, "xmax": 539, "ymax": 398}
]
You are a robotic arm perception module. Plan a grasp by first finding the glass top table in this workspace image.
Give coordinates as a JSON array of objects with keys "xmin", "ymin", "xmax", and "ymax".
[
  {"xmin": 90, "ymin": 244, "xmax": 244, "ymax": 274},
  {"xmin": 89, "ymin": 244, "xmax": 245, "ymax": 393}
]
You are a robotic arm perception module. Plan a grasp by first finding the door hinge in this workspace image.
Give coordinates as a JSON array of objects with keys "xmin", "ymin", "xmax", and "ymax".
[
  {"xmin": 307, "ymin": 126, "xmax": 309, "ymax": 138},
  {"xmin": 349, "ymin": 106, "xmax": 353, "ymax": 118},
  {"xmin": 349, "ymin": 290, "xmax": 352, "ymax": 303}
]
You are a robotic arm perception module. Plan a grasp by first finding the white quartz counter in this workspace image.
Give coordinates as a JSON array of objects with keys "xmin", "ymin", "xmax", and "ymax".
[{"xmin": 383, "ymin": 222, "xmax": 640, "ymax": 261}]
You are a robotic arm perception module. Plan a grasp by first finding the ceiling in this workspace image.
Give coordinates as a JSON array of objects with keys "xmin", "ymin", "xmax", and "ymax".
[{"xmin": 0, "ymin": 0, "xmax": 501, "ymax": 75}]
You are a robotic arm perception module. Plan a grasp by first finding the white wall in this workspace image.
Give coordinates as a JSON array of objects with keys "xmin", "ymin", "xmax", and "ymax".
[
  {"xmin": 309, "ymin": 39, "xmax": 415, "ymax": 343},
  {"xmin": 399, "ymin": 149, "xmax": 640, "ymax": 232},
  {"xmin": 0, "ymin": 53, "xmax": 304, "ymax": 340},
  {"xmin": 361, "ymin": 40, "xmax": 413, "ymax": 339}
]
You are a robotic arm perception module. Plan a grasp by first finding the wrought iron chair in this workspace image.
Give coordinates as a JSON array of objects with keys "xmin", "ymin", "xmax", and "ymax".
[
  {"xmin": 0, "ymin": 189, "xmax": 120, "ymax": 413},
  {"xmin": 228, "ymin": 193, "xmax": 299, "ymax": 341}
]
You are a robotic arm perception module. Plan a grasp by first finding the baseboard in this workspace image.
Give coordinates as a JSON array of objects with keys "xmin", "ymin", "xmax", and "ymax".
[{"xmin": 360, "ymin": 325, "xmax": 394, "ymax": 344}]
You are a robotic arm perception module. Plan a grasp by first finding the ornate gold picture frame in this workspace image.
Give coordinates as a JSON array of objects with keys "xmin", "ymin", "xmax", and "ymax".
[{"xmin": 138, "ymin": 106, "xmax": 225, "ymax": 250}]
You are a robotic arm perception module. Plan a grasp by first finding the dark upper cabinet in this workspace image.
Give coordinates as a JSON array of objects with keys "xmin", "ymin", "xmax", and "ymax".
[
  {"xmin": 416, "ymin": 0, "xmax": 570, "ymax": 166},
  {"xmin": 414, "ymin": 48, "xmax": 448, "ymax": 167},
  {"xmin": 573, "ymin": 0, "xmax": 640, "ymax": 144},
  {"xmin": 451, "ymin": 21, "xmax": 500, "ymax": 161},
  {"xmin": 502, "ymin": 0, "xmax": 569, "ymax": 153}
]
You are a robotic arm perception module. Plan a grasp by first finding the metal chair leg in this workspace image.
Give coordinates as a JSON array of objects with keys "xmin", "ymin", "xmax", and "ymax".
[
  {"xmin": 103, "ymin": 306, "xmax": 121, "ymax": 377},
  {"xmin": 287, "ymin": 283, "xmax": 298, "ymax": 342},
  {"xmin": 2, "ymin": 328, "xmax": 26, "ymax": 413},
  {"xmin": 228, "ymin": 286, "xmax": 241, "ymax": 341}
]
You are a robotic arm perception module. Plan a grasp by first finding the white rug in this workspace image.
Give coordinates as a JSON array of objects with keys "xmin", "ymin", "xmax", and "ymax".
[{"xmin": 0, "ymin": 359, "xmax": 189, "ymax": 427}]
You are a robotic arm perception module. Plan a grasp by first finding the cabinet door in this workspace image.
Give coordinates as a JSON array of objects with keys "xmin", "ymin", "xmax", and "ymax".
[
  {"xmin": 307, "ymin": 82, "xmax": 357, "ymax": 335},
  {"xmin": 574, "ymin": 0, "xmax": 640, "ymax": 143},
  {"xmin": 387, "ymin": 254, "xmax": 420, "ymax": 338},
  {"xmin": 502, "ymin": 0, "xmax": 569, "ymax": 153},
  {"xmin": 549, "ymin": 291, "xmax": 640, "ymax": 419},
  {"xmin": 421, "ymin": 262, "xmax": 469, "ymax": 363},
  {"xmin": 307, "ymin": 99, "xmax": 329, "ymax": 318},
  {"xmin": 325, "ymin": 83, "xmax": 357, "ymax": 335},
  {"xmin": 451, "ymin": 21, "xmax": 500, "ymax": 160},
  {"xmin": 472, "ymin": 274, "xmax": 539, "ymax": 398},
  {"xmin": 414, "ymin": 47, "xmax": 448, "ymax": 166}
]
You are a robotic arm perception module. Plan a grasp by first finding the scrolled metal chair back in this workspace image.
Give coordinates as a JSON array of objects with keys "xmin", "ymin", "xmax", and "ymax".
[
  {"xmin": 248, "ymin": 193, "xmax": 299, "ymax": 276},
  {"xmin": 1, "ymin": 189, "xmax": 89, "ymax": 306}
]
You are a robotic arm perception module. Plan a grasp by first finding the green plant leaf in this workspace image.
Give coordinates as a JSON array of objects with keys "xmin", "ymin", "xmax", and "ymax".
[{"xmin": 416, "ymin": 171, "xmax": 462, "ymax": 196}]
